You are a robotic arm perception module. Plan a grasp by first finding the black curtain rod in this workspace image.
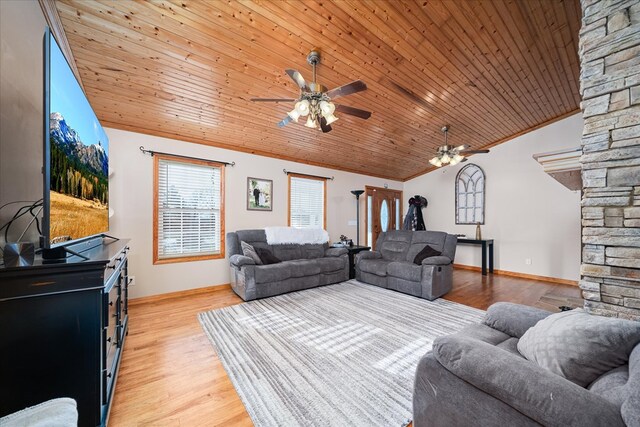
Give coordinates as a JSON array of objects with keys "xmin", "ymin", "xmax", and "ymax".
[
  {"xmin": 139, "ymin": 146, "xmax": 235, "ymax": 166},
  {"xmin": 283, "ymin": 169, "xmax": 334, "ymax": 181}
]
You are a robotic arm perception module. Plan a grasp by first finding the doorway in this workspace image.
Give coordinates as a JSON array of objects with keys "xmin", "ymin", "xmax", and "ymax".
[{"xmin": 364, "ymin": 186, "xmax": 403, "ymax": 249}]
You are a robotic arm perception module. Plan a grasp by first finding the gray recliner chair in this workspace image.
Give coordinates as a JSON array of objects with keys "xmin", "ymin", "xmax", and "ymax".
[
  {"xmin": 413, "ymin": 303, "xmax": 640, "ymax": 427},
  {"xmin": 354, "ymin": 230, "xmax": 457, "ymax": 300}
]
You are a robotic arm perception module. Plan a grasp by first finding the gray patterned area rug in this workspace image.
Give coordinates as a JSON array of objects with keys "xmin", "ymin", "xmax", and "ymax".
[{"xmin": 198, "ymin": 280, "xmax": 485, "ymax": 426}]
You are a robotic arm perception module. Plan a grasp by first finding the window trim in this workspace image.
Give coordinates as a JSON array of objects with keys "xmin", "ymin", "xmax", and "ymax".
[
  {"xmin": 153, "ymin": 153, "xmax": 225, "ymax": 265},
  {"xmin": 287, "ymin": 173, "xmax": 327, "ymax": 230}
]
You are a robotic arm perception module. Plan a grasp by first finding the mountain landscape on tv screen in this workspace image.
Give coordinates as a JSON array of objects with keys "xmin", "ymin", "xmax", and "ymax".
[{"xmin": 49, "ymin": 112, "xmax": 109, "ymax": 241}]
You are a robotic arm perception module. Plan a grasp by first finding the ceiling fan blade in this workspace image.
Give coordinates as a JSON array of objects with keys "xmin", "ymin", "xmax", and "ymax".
[
  {"xmin": 277, "ymin": 116, "xmax": 293, "ymax": 128},
  {"xmin": 250, "ymin": 98, "xmax": 296, "ymax": 102},
  {"xmin": 462, "ymin": 149, "xmax": 490, "ymax": 154},
  {"xmin": 319, "ymin": 117, "xmax": 333, "ymax": 133},
  {"xmin": 325, "ymin": 80, "xmax": 367, "ymax": 99},
  {"xmin": 285, "ymin": 69, "xmax": 308, "ymax": 91},
  {"xmin": 389, "ymin": 81, "xmax": 433, "ymax": 112},
  {"xmin": 334, "ymin": 104, "xmax": 372, "ymax": 119}
]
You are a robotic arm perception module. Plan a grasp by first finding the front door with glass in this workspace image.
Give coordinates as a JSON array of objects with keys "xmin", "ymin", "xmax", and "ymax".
[{"xmin": 365, "ymin": 186, "xmax": 402, "ymax": 249}]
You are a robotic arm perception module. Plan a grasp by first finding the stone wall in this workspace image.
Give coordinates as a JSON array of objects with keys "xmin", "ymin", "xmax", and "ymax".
[{"xmin": 579, "ymin": 0, "xmax": 640, "ymax": 320}]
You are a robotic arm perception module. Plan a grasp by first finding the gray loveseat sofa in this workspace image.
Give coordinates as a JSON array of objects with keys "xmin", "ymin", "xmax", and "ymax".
[
  {"xmin": 413, "ymin": 303, "xmax": 640, "ymax": 427},
  {"xmin": 355, "ymin": 230, "xmax": 457, "ymax": 300},
  {"xmin": 227, "ymin": 229, "xmax": 349, "ymax": 301}
]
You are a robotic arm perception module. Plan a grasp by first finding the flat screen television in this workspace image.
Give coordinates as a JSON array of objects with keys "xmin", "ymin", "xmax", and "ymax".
[{"xmin": 42, "ymin": 28, "xmax": 109, "ymax": 255}]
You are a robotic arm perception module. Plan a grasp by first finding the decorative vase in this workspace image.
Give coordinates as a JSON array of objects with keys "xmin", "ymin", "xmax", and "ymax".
[{"xmin": 475, "ymin": 223, "xmax": 482, "ymax": 240}]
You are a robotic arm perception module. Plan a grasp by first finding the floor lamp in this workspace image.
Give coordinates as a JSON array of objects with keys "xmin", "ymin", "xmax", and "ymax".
[{"xmin": 351, "ymin": 190, "xmax": 365, "ymax": 246}]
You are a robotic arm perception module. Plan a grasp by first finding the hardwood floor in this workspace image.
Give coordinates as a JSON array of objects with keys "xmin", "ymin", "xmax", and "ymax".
[{"xmin": 109, "ymin": 269, "xmax": 581, "ymax": 426}]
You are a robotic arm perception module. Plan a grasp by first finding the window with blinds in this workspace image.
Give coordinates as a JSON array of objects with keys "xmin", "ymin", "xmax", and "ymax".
[
  {"xmin": 154, "ymin": 155, "xmax": 224, "ymax": 263},
  {"xmin": 288, "ymin": 175, "xmax": 326, "ymax": 229}
]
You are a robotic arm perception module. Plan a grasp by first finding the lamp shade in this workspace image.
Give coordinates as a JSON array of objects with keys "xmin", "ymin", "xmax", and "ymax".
[
  {"xmin": 296, "ymin": 99, "xmax": 310, "ymax": 116},
  {"xmin": 305, "ymin": 116, "xmax": 318, "ymax": 128},
  {"xmin": 324, "ymin": 113, "xmax": 339, "ymax": 125},
  {"xmin": 287, "ymin": 108, "xmax": 301, "ymax": 122},
  {"xmin": 319, "ymin": 100, "xmax": 335, "ymax": 116}
]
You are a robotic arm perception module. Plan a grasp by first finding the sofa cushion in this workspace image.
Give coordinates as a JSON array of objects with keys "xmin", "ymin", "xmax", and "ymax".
[
  {"xmin": 254, "ymin": 263, "xmax": 291, "ymax": 284},
  {"xmin": 241, "ymin": 242, "xmax": 263, "ymax": 265},
  {"xmin": 406, "ymin": 231, "xmax": 447, "ymax": 262},
  {"xmin": 496, "ymin": 337, "xmax": 523, "ymax": 358},
  {"xmin": 387, "ymin": 261, "xmax": 422, "ymax": 282},
  {"xmin": 315, "ymin": 257, "xmax": 344, "ymax": 273},
  {"xmin": 255, "ymin": 247, "xmax": 281, "ymax": 265},
  {"xmin": 377, "ymin": 231, "xmax": 412, "ymax": 261},
  {"xmin": 413, "ymin": 245, "xmax": 442, "ymax": 265},
  {"xmin": 285, "ymin": 259, "xmax": 322, "ymax": 278},
  {"xmin": 237, "ymin": 229, "xmax": 268, "ymax": 246},
  {"xmin": 271, "ymin": 244, "xmax": 303, "ymax": 261},
  {"xmin": 517, "ymin": 308, "xmax": 640, "ymax": 387},
  {"xmin": 358, "ymin": 259, "xmax": 393, "ymax": 277},
  {"xmin": 588, "ymin": 365, "xmax": 630, "ymax": 407},
  {"xmin": 300, "ymin": 244, "xmax": 326, "ymax": 259}
]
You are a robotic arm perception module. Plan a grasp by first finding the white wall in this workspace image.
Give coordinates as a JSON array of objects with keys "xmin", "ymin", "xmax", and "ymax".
[
  {"xmin": 0, "ymin": 1, "xmax": 47, "ymax": 244},
  {"xmin": 108, "ymin": 128, "xmax": 402, "ymax": 298},
  {"xmin": 403, "ymin": 114, "xmax": 583, "ymax": 281}
]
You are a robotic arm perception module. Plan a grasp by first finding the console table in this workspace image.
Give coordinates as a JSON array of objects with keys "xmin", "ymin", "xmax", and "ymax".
[
  {"xmin": 456, "ymin": 238, "xmax": 494, "ymax": 275},
  {"xmin": 345, "ymin": 245, "xmax": 371, "ymax": 279},
  {"xmin": 0, "ymin": 238, "xmax": 130, "ymax": 426}
]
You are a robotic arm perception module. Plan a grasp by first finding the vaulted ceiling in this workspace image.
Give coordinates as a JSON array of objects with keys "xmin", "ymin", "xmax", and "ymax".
[{"xmin": 54, "ymin": 0, "xmax": 581, "ymax": 181}]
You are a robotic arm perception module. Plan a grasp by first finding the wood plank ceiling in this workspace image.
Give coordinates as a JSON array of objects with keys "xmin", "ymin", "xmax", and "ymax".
[{"xmin": 55, "ymin": 0, "xmax": 581, "ymax": 181}]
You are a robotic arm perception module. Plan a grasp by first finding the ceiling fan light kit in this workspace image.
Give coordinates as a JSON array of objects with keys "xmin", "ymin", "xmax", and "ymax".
[
  {"xmin": 429, "ymin": 125, "xmax": 490, "ymax": 167},
  {"xmin": 251, "ymin": 50, "xmax": 371, "ymax": 133}
]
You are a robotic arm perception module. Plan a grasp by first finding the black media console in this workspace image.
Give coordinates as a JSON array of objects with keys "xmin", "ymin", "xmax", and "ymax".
[{"xmin": 0, "ymin": 237, "xmax": 130, "ymax": 426}]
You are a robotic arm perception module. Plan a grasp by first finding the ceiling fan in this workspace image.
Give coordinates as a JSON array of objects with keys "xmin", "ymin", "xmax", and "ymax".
[
  {"xmin": 250, "ymin": 50, "xmax": 372, "ymax": 133},
  {"xmin": 429, "ymin": 125, "xmax": 490, "ymax": 167}
]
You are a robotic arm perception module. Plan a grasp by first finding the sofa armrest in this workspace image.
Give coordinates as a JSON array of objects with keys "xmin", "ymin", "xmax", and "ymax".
[
  {"xmin": 421, "ymin": 256, "xmax": 452, "ymax": 266},
  {"xmin": 325, "ymin": 247, "xmax": 348, "ymax": 257},
  {"xmin": 229, "ymin": 254, "xmax": 255, "ymax": 268},
  {"xmin": 482, "ymin": 302, "xmax": 552, "ymax": 338},
  {"xmin": 433, "ymin": 335, "xmax": 626, "ymax": 427},
  {"xmin": 355, "ymin": 250, "xmax": 381, "ymax": 262}
]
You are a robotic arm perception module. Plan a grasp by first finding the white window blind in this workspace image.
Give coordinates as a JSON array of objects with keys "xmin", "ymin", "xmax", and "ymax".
[
  {"xmin": 156, "ymin": 158, "xmax": 222, "ymax": 260},
  {"xmin": 289, "ymin": 176, "xmax": 325, "ymax": 229}
]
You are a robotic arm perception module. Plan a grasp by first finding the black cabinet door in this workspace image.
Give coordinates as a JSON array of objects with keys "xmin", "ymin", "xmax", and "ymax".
[{"xmin": 0, "ymin": 289, "xmax": 102, "ymax": 426}]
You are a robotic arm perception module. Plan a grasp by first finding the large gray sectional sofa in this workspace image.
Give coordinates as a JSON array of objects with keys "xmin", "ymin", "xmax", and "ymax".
[
  {"xmin": 355, "ymin": 230, "xmax": 457, "ymax": 300},
  {"xmin": 413, "ymin": 303, "xmax": 640, "ymax": 427},
  {"xmin": 227, "ymin": 229, "xmax": 349, "ymax": 301}
]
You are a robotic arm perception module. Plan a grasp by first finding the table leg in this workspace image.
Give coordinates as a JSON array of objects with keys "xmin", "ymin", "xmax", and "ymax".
[
  {"xmin": 489, "ymin": 243, "xmax": 494, "ymax": 273},
  {"xmin": 481, "ymin": 242, "xmax": 487, "ymax": 276}
]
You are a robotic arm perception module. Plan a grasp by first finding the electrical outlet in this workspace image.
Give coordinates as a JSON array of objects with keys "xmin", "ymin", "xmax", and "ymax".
[
  {"xmin": 525, "ymin": 258, "xmax": 532, "ymax": 265},
  {"xmin": 128, "ymin": 275, "xmax": 135, "ymax": 286}
]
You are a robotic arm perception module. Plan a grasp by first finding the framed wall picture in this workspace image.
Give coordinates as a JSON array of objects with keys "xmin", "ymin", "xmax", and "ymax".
[{"xmin": 247, "ymin": 177, "xmax": 273, "ymax": 211}]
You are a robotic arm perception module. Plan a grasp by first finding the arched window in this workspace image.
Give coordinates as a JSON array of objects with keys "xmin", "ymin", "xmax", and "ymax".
[{"xmin": 456, "ymin": 164, "xmax": 485, "ymax": 224}]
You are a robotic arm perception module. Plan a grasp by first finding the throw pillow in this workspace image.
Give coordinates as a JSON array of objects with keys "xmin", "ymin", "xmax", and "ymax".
[
  {"xmin": 517, "ymin": 308, "xmax": 640, "ymax": 387},
  {"xmin": 256, "ymin": 247, "xmax": 281, "ymax": 265},
  {"xmin": 241, "ymin": 241, "xmax": 262, "ymax": 265},
  {"xmin": 413, "ymin": 245, "xmax": 442, "ymax": 265}
]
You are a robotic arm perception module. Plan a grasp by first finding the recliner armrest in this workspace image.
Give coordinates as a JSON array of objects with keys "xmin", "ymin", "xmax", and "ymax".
[
  {"xmin": 229, "ymin": 254, "xmax": 255, "ymax": 268},
  {"xmin": 432, "ymin": 335, "xmax": 625, "ymax": 427},
  {"xmin": 421, "ymin": 256, "xmax": 452, "ymax": 266},
  {"xmin": 325, "ymin": 247, "xmax": 348, "ymax": 257},
  {"xmin": 355, "ymin": 251, "xmax": 382, "ymax": 262},
  {"xmin": 482, "ymin": 302, "xmax": 552, "ymax": 338}
]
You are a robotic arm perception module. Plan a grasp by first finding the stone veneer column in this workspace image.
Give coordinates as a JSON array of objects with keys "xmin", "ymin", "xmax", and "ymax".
[{"xmin": 579, "ymin": 0, "xmax": 640, "ymax": 319}]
